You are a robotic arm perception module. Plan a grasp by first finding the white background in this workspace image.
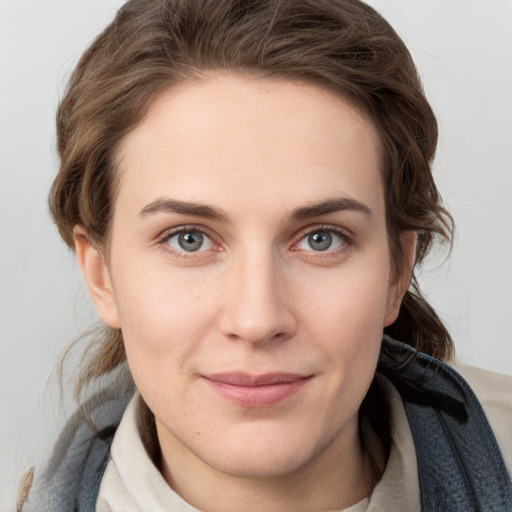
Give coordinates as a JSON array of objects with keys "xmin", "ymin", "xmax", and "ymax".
[{"xmin": 1, "ymin": 1, "xmax": 511, "ymax": 509}]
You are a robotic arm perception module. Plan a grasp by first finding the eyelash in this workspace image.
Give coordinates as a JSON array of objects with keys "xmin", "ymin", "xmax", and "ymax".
[
  {"xmin": 292, "ymin": 224, "xmax": 353, "ymax": 257},
  {"xmin": 156, "ymin": 224, "xmax": 353, "ymax": 260},
  {"xmin": 157, "ymin": 225, "xmax": 220, "ymax": 260}
]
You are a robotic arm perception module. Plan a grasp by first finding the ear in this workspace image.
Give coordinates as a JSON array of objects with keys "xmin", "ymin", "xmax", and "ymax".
[
  {"xmin": 74, "ymin": 226, "xmax": 121, "ymax": 329},
  {"xmin": 384, "ymin": 231, "xmax": 417, "ymax": 327}
]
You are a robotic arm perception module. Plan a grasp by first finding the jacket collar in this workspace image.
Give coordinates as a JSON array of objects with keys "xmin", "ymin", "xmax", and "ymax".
[{"xmin": 379, "ymin": 336, "xmax": 512, "ymax": 511}]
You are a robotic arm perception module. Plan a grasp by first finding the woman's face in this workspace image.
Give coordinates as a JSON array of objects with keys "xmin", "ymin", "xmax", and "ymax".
[{"xmin": 78, "ymin": 73, "xmax": 411, "ymax": 483}]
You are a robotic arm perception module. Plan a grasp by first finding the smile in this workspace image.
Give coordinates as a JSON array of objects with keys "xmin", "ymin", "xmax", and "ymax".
[{"xmin": 202, "ymin": 373, "xmax": 312, "ymax": 407}]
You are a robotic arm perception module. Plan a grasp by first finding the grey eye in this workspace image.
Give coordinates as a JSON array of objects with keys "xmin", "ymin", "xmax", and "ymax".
[
  {"xmin": 167, "ymin": 230, "xmax": 214, "ymax": 252},
  {"xmin": 178, "ymin": 231, "xmax": 204, "ymax": 251},
  {"xmin": 307, "ymin": 231, "xmax": 333, "ymax": 251},
  {"xmin": 296, "ymin": 229, "xmax": 345, "ymax": 252}
]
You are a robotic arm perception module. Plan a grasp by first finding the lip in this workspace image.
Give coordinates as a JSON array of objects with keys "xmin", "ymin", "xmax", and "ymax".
[{"xmin": 202, "ymin": 372, "xmax": 312, "ymax": 407}]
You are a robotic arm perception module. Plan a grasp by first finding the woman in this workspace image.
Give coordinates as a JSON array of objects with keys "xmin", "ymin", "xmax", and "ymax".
[{"xmin": 18, "ymin": 0, "xmax": 512, "ymax": 510}]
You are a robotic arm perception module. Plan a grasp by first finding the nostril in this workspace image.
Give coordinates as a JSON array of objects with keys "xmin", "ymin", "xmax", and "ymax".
[{"xmin": 219, "ymin": 310, "xmax": 297, "ymax": 346}]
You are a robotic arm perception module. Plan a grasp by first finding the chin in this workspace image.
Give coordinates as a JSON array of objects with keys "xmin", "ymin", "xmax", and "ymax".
[
  {"xmin": 199, "ymin": 421, "xmax": 337, "ymax": 479},
  {"xmin": 210, "ymin": 446, "xmax": 314, "ymax": 479}
]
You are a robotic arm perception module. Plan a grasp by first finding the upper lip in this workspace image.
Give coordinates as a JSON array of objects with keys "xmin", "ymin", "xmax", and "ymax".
[{"xmin": 203, "ymin": 372, "xmax": 311, "ymax": 386}]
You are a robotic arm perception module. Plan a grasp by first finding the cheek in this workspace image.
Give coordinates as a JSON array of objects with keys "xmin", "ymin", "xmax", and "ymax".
[
  {"xmin": 110, "ymin": 260, "xmax": 221, "ymax": 373},
  {"xmin": 301, "ymin": 258, "xmax": 392, "ymax": 330},
  {"xmin": 298, "ymin": 256, "xmax": 391, "ymax": 373}
]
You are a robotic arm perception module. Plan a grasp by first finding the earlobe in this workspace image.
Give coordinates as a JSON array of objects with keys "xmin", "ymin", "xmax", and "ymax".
[
  {"xmin": 384, "ymin": 231, "xmax": 417, "ymax": 327},
  {"xmin": 73, "ymin": 226, "xmax": 121, "ymax": 329}
]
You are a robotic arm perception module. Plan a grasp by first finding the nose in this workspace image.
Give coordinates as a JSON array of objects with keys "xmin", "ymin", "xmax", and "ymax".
[{"xmin": 219, "ymin": 252, "xmax": 297, "ymax": 346}]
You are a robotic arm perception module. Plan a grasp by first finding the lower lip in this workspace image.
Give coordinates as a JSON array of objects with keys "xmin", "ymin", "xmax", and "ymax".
[{"xmin": 203, "ymin": 378, "xmax": 310, "ymax": 407}]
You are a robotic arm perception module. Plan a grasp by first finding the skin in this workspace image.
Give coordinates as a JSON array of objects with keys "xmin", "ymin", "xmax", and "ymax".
[{"xmin": 75, "ymin": 73, "xmax": 415, "ymax": 511}]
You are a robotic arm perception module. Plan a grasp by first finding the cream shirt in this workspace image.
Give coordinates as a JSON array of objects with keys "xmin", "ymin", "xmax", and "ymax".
[{"xmin": 96, "ymin": 363, "xmax": 512, "ymax": 512}]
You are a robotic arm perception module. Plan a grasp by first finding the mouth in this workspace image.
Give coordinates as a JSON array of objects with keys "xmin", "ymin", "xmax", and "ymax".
[{"xmin": 201, "ymin": 372, "xmax": 312, "ymax": 407}]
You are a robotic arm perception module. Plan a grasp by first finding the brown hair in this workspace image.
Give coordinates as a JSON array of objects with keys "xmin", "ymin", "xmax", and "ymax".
[{"xmin": 50, "ymin": 0, "xmax": 454, "ymax": 394}]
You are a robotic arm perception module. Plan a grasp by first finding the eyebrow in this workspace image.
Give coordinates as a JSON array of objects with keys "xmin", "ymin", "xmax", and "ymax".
[
  {"xmin": 139, "ymin": 196, "xmax": 371, "ymax": 222},
  {"xmin": 140, "ymin": 198, "xmax": 229, "ymax": 222},
  {"xmin": 289, "ymin": 197, "xmax": 372, "ymax": 221}
]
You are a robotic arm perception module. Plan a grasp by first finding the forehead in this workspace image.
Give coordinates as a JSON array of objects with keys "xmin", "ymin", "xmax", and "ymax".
[{"xmin": 115, "ymin": 73, "xmax": 384, "ymax": 220}]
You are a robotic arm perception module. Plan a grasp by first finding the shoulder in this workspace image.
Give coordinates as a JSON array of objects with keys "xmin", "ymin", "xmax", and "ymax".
[
  {"xmin": 450, "ymin": 360, "xmax": 512, "ymax": 475},
  {"xmin": 18, "ymin": 367, "xmax": 135, "ymax": 512},
  {"xmin": 378, "ymin": 337, "xmax": 512, "ymax": 509}
]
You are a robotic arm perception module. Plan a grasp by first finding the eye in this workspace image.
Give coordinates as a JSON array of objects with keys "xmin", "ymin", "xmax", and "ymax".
[
  {"xmin": 296, "ymin": 229, "xmax": 346, "ymax": 252},
  {"xmin": 166, "ymin": 229, "xmax": 214, "ymax": 253}
]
